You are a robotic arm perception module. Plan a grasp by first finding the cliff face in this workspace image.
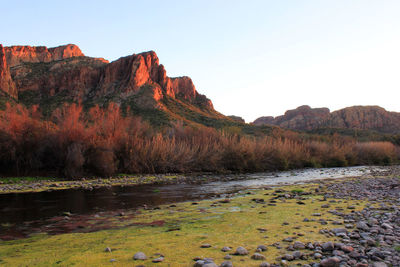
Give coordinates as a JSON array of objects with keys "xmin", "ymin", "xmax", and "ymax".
[
  {"xmin": 254, "ymin": 105, "xmax": 400, "ymax": 133},
  {"xmin": 93, "ymin": 51, "xmax": 212, "ymax": 108},
  {"xmin": 0, "ymin": 43, "xmax": 216, "ymax": 124},
  {"xmin": 0, "ymin": 45, "xmax": 17, "ymax": 99},
  {"xmin": 4, "ymin": 44, "xmax": 86, "ymax": 67},
  {"xmin": 327, "ymin": 106, "xmax": 400, "ymax": 133},
  {"xmin": 254, "ymin": 105, "xmax": 330, "ymax": 130}
]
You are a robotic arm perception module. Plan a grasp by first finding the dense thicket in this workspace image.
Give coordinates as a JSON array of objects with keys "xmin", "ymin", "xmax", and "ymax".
[{"xmin": 0, "ymin": 103, "xmax": 399, "ymax": 178}]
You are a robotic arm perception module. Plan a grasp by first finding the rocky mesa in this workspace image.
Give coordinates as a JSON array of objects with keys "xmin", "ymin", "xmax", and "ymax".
[
  {"xmin": 0, "ymin": 44, "xmax": 225, "ymax": 126},
  {"xmin": 254, "ymin": 105, "xmax": 400, "ymax": 133}
]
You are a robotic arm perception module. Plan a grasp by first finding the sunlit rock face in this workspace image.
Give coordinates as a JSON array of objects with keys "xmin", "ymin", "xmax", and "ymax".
[
  {"xmin": 327, "ymin": 106, "xmax": 400, "ymax": 133},
  {"xmin": 254, "ymin": 105, "xmax": 400, "ymax": 133},
  {"xmin": 254, "ymin": 105, "xmax": 330, "ymax": 130},
  {"xmin": 4, "ymin": 44, "xmax": 86, "ymax": 67},
  {"xmin": 1, "ymin": 44, "xmax": 213, "ymax": 110},
  {"xmin": 0, "ymin": 44, "xmax": 17, "ymax": 99}
]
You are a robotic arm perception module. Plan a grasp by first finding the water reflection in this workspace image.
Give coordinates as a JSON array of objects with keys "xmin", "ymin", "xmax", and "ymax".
[{"xmin": 0, "ymin": 166, "xmax": 380, "ymax": 227}]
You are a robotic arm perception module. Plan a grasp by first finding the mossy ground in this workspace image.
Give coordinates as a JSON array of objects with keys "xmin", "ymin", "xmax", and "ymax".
[
  {"xmin": 0, "ymin": 182, "xmax": 366, "ymax": 267},
  {"xmin": 0, "ymin": 175, "xmax": 179, "ymax": 194}
]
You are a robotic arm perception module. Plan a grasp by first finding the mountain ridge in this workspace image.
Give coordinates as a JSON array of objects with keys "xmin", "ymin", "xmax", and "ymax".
[
  {"xmin": 0, "ymin": 44, "xmax": 234, "ymax": 127},
  {"xmin": 254, "ymin": 105, "xmax": 400, "ymax": 134}
]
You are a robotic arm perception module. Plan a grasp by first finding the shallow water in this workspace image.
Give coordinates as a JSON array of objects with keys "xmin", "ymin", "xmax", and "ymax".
[{"xmin": 0, "ymin": 165, "xmax": 382, "ymax": 230}]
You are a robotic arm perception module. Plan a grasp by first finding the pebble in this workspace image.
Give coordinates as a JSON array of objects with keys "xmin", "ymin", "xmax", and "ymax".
[
  {"xmin": 321, "ymin": 241, "xmax": 334, "ymax": 251},
  {"xmin": 293, "ymin": 241, "xmax": 305, "ymax": 249},
  {"xmin": 320, "ymin": 256, "xmax": 341, "ymax": 267},
  {"xmin": 251, "ymin": 253, "xmax": 266, "ymax": 260},
  {"xmin": 220, "ymin": 261, "xmax": 233, "ymax": 267},
  {"xmin": 133, "ymin": 252, "xmax": 147, "ymax": 260},
  {"xmin": 256, "ymin": 245, "xmax": 268, "ymax": 251},
  {"xmin": 152, "ymin": 257, "xmax": 164, "ymax": 263},
  {"xmin": 234, "ymin": 246, "xmax": 248, "ymax": 255}
]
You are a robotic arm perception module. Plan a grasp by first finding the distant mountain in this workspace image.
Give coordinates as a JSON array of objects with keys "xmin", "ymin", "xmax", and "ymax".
[
  {"xmin": 0, "ymin": 44, "xmax": 246, "ymax": 128},
  {"xmin": 254, "ymin": 105, "xmax": 400, "ymax": 134}
]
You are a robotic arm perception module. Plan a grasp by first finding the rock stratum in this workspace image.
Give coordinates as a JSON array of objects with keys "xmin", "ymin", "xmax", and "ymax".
[
  {"xmin": 0, "ymin": 44, "xmax": 227, "ymax": 126},
  {"xmin": 254, "ymin": 105, "xmax": 400, "ymax": 133},
  {"xmin": 0, "ymin": 44, "xmax": 17, "ymax": 99}
]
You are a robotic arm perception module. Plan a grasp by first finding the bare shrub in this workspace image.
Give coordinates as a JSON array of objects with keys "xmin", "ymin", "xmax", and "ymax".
[{"xmin": 64, "ymin": 143, "xmax": 85, "ymax": 178}]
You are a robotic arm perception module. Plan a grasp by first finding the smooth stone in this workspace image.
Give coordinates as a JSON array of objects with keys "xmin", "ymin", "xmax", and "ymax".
[
  {"xmin": 372, "ymin": 263, "xmax": 388, "ymax": 267},
  {"xmin": 293, "ymin": 241, "xmax": 305, "ymax": 249},
  {"xmin": 194, "ymin": 260, "xmax": 205, "ymax": 267},
  {"xmin": 331, "ymin": 228, "xmax": 347, "ymax": 235},
  {"xmin": 381, "ymin": 223, "xmax": 393, "ymax": 230},
  {"xmin": 356, "ymin": 222, "xmax": 369, "ymax": 231},
  {"xmin": 320, "ymin": 256, "xmax": 340, "ymax": 267},
  {"xmin": 292, "ymin": 251, "xmax": 302, "ymax": 259},
  {"xmin": 321, "ymin": 241, "xmax": 334, "ymax": 251},
  {"xmin": 284, "ymin": 254, "xmax": 294, "ymax": 261},
  {"xmin": 133, "ymin": 252, "xmax": 147, "ymax": 260},
  {"xmin": 220, "ymin": 261, "xmax": 233, "ymax": 267},
  {"xmin": 251, "ymin": 253, "xmax": 266, "ymax": 260},
  {"xmin": 341, "ymin": 245, "xmax": 354, "ymax": 253},
  {"xmin": 152, "ymin": 257, "xmax": 164, "ymax": 263},
  {"xmin": 257, "ymin": 245, "xmax": 268, "ymax": 251},
  {"xmin": 234, "ymin": 246, "xmax": 248, "ymax": 255},
  {"xmin": 314, "ymin": 253, "xmax": 322, "ymax": 259}
]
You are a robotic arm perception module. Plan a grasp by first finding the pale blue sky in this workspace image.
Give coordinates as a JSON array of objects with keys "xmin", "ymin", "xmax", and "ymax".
[{"xmin": 2, "ymin": 1, "xmax": 400, "ymax": 121}]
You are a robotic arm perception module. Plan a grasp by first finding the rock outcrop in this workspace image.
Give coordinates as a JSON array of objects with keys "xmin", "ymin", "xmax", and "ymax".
[
  {"xmin": 4, "ymin": 44, "xmax": 86, "ymax": 67},
  {"xmin": 254, "ymin": 105, "xmax": 400, "ymax": 133},
  {"xmin": 228, "ymin": 115, "xmax": 245, "ymax": 123},
  {"xmin": 1, "ymin": 43, "xmax": 215, "ymax": 122},
  {"xmin": 254, "ymin": 105, "xmax": 330, "ymax": 130},
  {"xmin": 0, "ymin": 44, "xmax": 17, "ymax": 99},
  {"xmin": 327, "ymin": 106, "xmax": 400, "ymax": 133}
]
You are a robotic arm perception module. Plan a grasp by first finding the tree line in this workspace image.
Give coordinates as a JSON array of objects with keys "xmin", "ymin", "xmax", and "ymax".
[{"xmin": 0, "ymin": 103, "xmax": 398, "ymax": 178}]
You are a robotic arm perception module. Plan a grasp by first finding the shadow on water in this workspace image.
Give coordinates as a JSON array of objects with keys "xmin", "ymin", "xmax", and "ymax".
[{"xmin": 0, "ymin": 166, "xmax": 383, "ymax": 238}]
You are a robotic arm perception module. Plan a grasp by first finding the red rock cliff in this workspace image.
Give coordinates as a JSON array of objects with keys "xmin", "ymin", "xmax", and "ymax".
[
  {"xmin": 254, "ymin": 105, "xmax": 330, "ymax": 130},
  {"xmin": 254, "ymin": 105, "xmax": 400, "ymax": 133},
  {"xmin": 94, "ymin": 50, "xmax": 213, "ymax": 108},
  {"xmin": 4, "ymin": 44, "xmax": 85, "ymax": 67},
  {"xmin": 3, "ymin": 44, "xmax": 213, "ymax": 111},
  {"xmin": 0, "ymin": 44, "xmax": 17, "ymax": 99}
]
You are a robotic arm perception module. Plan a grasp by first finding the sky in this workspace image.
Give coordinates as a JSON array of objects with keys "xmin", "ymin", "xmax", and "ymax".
[{"xmin": 2, "ymin": 0, "xmax": 400, "ymax": 122}]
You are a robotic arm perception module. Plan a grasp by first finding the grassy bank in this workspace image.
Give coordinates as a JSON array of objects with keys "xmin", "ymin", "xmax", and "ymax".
[
  {"xmin": 0, "ymin": 181, "xmax": 367, "ymax": 266},
  {"xmin": 0, "ymin": 174, "xmax": 181, "ymax": 194}
]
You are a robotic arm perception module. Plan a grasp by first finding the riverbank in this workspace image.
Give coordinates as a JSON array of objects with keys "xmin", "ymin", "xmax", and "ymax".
[
  {"xmin": 0, "ymin": 174, "xmax": 186, "ymax": 194},
  {"xmin": 0, "ymin": 165, "xmax": 396, "ymax": 194},
  {"xmin": 0, "ymin": 174, "xmax": 398, "ymax": 266}
]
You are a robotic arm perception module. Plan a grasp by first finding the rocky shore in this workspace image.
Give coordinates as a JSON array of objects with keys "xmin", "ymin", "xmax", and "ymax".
[
  {"xmin": 0, "ymin": 169, "xmax": 399, "ymax": 266},
  {"xmin": 191, "ymin": 177, "xmax": 400, "ymax": 267}
]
